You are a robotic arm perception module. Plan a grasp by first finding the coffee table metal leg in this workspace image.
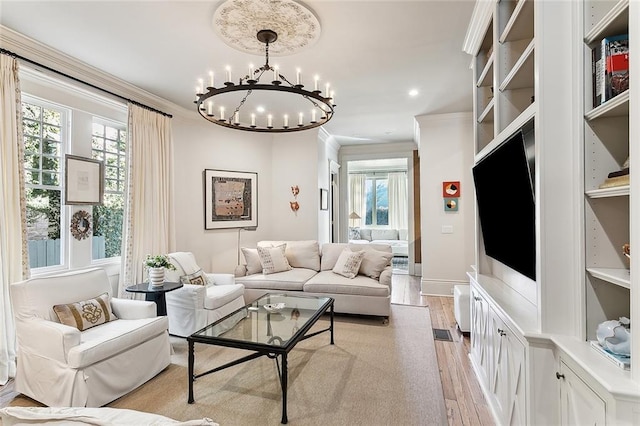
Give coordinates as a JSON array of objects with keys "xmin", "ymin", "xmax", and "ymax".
[
  {"xmin": 188, "ymin": 339, "xmax": 195, "ymax": 403},
  {"xmin": 281, "ymin": 353, "xmax": 288, "ymax": 424}
]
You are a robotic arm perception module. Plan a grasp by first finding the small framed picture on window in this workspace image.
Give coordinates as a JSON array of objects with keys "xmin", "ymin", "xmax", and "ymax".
[{"xmin": 65, "ymin": 155, "xmax": 104, "ymax": 205}]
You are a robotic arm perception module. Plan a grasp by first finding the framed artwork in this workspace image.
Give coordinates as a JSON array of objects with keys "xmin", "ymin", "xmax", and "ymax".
[
  {"xmin": 444, "ymin": 198, "xmax": 459, "ymax": 212},
  {"xmin": 320, "ymin": 188, "xmax": 329, "ymax": 210},
  {"xmin": 443, "ymin": 181, "xmax": 461, "ymax": 197},
  {"xmin": 64, "ymin": 154, "xmax": 104, "ymax": 205},
  {"xmin": 204, "ymin": 169, "xmax": 258, "ymax": 230}
]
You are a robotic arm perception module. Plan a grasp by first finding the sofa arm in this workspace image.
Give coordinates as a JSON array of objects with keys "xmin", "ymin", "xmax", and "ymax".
[
  {"xmin": 206, "ymin": 273, "xmax": 235, "ymax": 286},
  {"xmin": 111, "ymin": 298, "xmax": 157, "ymax": 319},
  {"xmin": 234, "ymin": 264, "xmax": 248, "ymax": 277},
  {"xmin": 379, "ymin": 266, "xmax": 393, "ymax": 288},
  {"xmin": 16, "ymin": 318, "xmax": 80, "ymax": 364},
  {"xmin": 164, "ymin": 284, "xmax": 206, "ymax": 310}
]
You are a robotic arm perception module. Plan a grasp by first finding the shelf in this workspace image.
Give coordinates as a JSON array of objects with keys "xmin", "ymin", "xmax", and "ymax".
[
  {"xmin": 499, "ymin": 0, "xmax": 534, "ymax": 43},
  {"xmin": 586, "ymin": 267, "xmax": 631, "ymax": 289},
  {"xmin": 585, "ymin": 91, "xmax": 630, "ymax": 121},
  {"xmin": 584, "ymin": 0, "xmax": 629, "ymax": 45},
  {"xmin": 499, "ymin": 39, "xmax": 535, "ymax": 91},
  {"xmin": 476, "ymin": 52, "xmax": 494, "ymax": 87},
  {"xmin": 586, "ymin": 185, "xmax": 630, "ymax": 198},
  {"xmin": 477, "ymin": 98, "xmax": 494, "ymax": 124}
]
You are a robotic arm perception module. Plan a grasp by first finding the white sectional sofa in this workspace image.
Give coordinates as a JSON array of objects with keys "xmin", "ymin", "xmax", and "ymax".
[
  {"xmin": 234, "ymin": 240, "xmax": 394, "ymax": 319},
  {"xmin": 349, "ymin": 227, "xmax": 409, "ymax": 257}
]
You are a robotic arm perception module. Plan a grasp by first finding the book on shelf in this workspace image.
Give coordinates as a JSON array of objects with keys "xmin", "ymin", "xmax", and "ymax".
[
  {"xmin": 593, "ymin": 34, "xmax": 629, "ymax": 107},
  {"xmin": 589, "ymin": 340, "xmax": 630, "ymax": 370},
  {"xmin": 599, "ymin": 173, "xmax": 629, "ymax": 189}
]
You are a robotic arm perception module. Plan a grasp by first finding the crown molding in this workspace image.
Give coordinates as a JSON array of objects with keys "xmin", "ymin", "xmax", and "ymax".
[{"xmin": 462, "ymin": 0, "xmax": 494, "ymax": 55}]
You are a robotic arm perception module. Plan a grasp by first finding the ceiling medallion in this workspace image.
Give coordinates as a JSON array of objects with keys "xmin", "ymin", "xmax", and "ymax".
[{"xmin": 213, "ymin": 0, "xmax": 321, "ymax": 55}]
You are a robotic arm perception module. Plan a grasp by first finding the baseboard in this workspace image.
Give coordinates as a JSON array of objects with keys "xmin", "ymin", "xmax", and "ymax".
[{"xmin": 419, "ymin": 278, "xmax": 467, "ymax": 296}]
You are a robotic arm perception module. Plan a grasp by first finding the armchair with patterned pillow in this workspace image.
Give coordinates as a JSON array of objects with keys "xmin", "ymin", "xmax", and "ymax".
[{"xmin": 164, "ymin": 252, "xmax": 246, "ymax": 337}]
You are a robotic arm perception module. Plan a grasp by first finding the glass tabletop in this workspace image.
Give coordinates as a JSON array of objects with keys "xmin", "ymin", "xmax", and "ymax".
[{"xmin": 191, "ymin": 293, "xmax": 332, "ymax": 348}]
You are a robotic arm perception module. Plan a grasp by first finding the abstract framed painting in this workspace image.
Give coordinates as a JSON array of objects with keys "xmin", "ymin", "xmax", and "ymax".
[{"xmin": 203, "ymin": 169, "xmax": 258, "ymax": 230}]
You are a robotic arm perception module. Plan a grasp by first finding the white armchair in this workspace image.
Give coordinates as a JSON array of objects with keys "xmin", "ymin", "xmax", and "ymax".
[
  {"xmin": 165, "ymin": 252, "xmax": 246, "ymax": 337},
  {"xmin": 10, "ymin": 268, "xmax": 171, "ymax": 407}
]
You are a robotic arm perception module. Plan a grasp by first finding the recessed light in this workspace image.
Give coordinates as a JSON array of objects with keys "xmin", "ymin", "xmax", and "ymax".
[{"xmin": 409, "ymin": 89, "xmax": 419, "ymax": 97}]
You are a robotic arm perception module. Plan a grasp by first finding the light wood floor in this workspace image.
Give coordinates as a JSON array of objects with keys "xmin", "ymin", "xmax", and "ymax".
[
  {"xmin": 392, "ymin": 272, "xmax": 494, "ymax": 426},
  {"xmin": 1, "ymin": 272, "xmax": 494, "ymax": 425}
]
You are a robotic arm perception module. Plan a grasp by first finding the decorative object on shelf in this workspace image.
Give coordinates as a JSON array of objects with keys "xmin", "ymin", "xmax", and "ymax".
[
  {"xmin": 320, "ymin": 188, "xmax": 328, "ymax": 210},
  {"xmin": 593, "ymin": 33, "xmax": 629, "ymax": 107},
  {"xmin": 204, "ymin": 169, "xmax": 258, "ymax": 229},
  {"xmin": 144, "ymin": 254, "xmax": 177, "ymax": 287},
  {"xmin": 193, "ymin": 0, "xmax": 335, "ymax": 133},
  {"xmin": 443, "ymin": 181, "xmax": 460, "ymax": 197},
  {"xmin": 70, "ymin": 210, "xmax": 92, "ymax": 241},
  {"xmin": 596, "ymin": 316, "xmax": 631, "ymax": 357},
  {"xmin": 64, "ymin": 154, "xmax": 104, "ymax": 205},
  {"xmin": 599, "ymin": 160, "xmax": 630, "ymax": 189},
  {"xmin": 589, "ymin": 340, "xmax": 630, "ymax": 370},
  {"xmin": 623, "ymin": 243, "xmax": 630, "ymax": 261}
]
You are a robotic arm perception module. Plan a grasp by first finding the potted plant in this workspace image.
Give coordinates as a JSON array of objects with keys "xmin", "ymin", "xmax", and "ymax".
[{"xmin": 144, "ymin": 254, "xmax": 176, "ymax": 286}]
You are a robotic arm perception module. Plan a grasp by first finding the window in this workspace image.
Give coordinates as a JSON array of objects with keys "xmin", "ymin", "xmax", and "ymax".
[
  {"xmin": 91, "ymin": 120, "xmax": 126, "ymax": 260},
  {"xmin": 23, "ymin": 99, "xmax": 67, "ymax": 269},
  {"xmin": 365, "ymin": 176, "xmax": 389, "ymax": 226}
]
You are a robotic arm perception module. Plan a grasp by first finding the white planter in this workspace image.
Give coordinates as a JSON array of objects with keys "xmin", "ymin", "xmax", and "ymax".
[{"xmin": 148, "ymin": 267, "xmax": 165, "ymax": 287}]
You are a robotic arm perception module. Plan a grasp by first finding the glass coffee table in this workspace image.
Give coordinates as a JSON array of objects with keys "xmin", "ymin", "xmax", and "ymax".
[{"xmin": 187, "ymin": 293, "xmax": 334, "ymax": 424}]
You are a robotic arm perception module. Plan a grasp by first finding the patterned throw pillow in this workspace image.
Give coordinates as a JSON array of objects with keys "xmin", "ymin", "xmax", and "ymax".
[
  {"xmin": 180, "ymin": 268, "xmax": 208, "ymax": 285},
  {"xmin": 53, "ymin": 292, "xmax": 118, "ymax": 331},
  {"xmin": 348, "ymin": 227, "xmax": 361, "ymax": 240},
  {"xmin": 257, "ymin": 244, "xmax": 292, "ymax": 275},
  {"xmin": 332, "ymin": 249, "xmax": 365, "ymax": 279}
]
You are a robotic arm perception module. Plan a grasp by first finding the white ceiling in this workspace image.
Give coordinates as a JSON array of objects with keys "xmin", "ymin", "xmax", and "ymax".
[{"xmin": 0, "ymin": 0, "xmax": 475, "ymax": 146}]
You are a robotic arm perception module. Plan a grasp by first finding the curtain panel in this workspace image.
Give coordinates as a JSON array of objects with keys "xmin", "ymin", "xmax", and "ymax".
[
  {"xmin": 0, "ymin": 54, "xmax": 29, "ymax": 385},
  {"xmin": 388, "ymin": 172, "xmax": 408, "ymax": 230},
  {"xmin": 349, "ymin": 173, "xmax": 366, "ymax": 225},
  {"xmin": 119, "ymin": 104, "xmax": 175, "ymax": 297}
]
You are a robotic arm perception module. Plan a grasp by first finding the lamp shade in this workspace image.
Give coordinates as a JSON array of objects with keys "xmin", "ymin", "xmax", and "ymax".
[{"xmin": 349, "ymin": 211, "xmax": 361, "ymax": 219}]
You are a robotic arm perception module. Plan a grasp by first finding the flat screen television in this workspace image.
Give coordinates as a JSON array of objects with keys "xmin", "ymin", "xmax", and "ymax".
[{"xmin": 472, "ymin": 123, "xmax": 536, "ymax": 280}]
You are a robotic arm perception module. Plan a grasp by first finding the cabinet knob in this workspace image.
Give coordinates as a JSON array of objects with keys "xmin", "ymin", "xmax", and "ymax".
[
  {"xmin": 497, "ymin": 328, "xmax": 506, "ymax": 336},
  {"xmin": 556, "ymin": 372, "xmax": 565, "ymax": 380}
]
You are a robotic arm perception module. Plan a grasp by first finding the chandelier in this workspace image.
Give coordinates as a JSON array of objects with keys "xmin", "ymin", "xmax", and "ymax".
[{"xmin": 194, "ymin": 29, "xmax": 336, "ymax": 133}]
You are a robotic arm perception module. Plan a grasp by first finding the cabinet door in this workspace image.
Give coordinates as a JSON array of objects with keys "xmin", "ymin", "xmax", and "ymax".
[
  {"xmin": 470, "ymin": 286, "xmax": 491, "ymax": 385},
  {"xmin": 559, "ymin": 360, "xmax": 606, "ymax": 426},
  {"xmin": 490, "ymin": 308, "xmax": 527, "ymax": 425}
]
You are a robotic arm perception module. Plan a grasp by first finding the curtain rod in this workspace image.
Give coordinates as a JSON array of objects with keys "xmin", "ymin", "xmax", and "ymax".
[{"xmin": 1, "ymin": 48, "xmax": 172, "ymax": 118}]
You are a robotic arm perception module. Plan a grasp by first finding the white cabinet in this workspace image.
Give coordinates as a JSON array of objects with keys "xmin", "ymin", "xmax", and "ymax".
[{"xmin": 558, "ymin": 360, "xmax": 606, "ymax": 426}]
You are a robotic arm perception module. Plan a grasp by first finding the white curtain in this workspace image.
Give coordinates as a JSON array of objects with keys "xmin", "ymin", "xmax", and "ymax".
[
  {"xmin": 388, "ymin": 172, "xmax": 408, "ymax": 230},
  {"xmin": 0, "ymin": 54, "xmax": 29, "ymax": 385},
  {"xmin": 119, "ymin": 104, "xmax": 175, "ymax": 297},
  {"xmin": 349, "ymin": 173, "xmax": 366, "ymax": 226}
]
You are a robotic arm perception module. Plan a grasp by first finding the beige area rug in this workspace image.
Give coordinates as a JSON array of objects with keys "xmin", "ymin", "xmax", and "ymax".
[{"xmin": 11, "ymin": 304, "xmax": 447, "ymax": 426}]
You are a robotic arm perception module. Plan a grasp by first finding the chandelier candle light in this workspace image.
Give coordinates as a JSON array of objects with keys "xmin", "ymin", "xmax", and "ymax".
[{"xmin": 194, "ymin": 29, "xmax": 336, "ymax": 132}]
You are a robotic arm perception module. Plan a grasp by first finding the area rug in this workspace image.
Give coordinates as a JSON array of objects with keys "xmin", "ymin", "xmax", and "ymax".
[{"xmin": 10, "ymin": 304, "xmax": 447, "ymax": 426}]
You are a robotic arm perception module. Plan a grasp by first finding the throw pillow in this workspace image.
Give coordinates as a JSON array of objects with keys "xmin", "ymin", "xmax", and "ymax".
[
  {"xmin": 332, "ymin": 248, "xmax": 365, "ymax": 279},
  {"xmin": 348, "ymin": 227, "xmax": 361, "ymax": 240},
  {"xmin": 241, "ymin": 248, "xmax": 262, "ymax": 275},
  {"xmin": 180, "ymin": 268, "xmax": 208, "ymax": 285},
  {"xmin": 53, "ymin": 292, "xmax": 118, "ymax": 331},
  {"xmin": 359, "ymin": 249, "xmax": 394, "ymax": 279},
  {"xmin": 257, "ymin": 244, "xmax": 292, "ymax": 275}
]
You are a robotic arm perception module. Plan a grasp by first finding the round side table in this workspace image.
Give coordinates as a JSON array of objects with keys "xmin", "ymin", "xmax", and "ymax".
[{"xmin": 125, "ymin": 281, "xmax": 183, "ymax": 316}]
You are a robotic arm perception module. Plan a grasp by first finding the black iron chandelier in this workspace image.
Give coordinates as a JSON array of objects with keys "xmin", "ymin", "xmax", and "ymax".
[{"xmin": 194, "ymin": 29, "xmax": 336, "ymax": 133}]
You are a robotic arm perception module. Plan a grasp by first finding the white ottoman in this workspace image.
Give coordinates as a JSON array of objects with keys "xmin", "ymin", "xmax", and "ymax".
[{"xmin": 454, "ymin": 285, "xmax": 470, "ymax": 333}]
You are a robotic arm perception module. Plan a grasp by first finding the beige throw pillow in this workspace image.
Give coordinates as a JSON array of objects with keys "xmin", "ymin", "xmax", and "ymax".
[
  {"xmin": 241, "ymin": 248, "xmax": 262, "ymax": 275},
  {"xmin": 359, "ymin": 249, "xmax": 394, "ymax": 279},
  {"xmin": 332, "ymin": 249, "xmax": 365, "ymax": 279},
  {"xmin": 257, "ymin": 244, "xmax": 292, "ymax": 275},
  {"xmin": 53, "ymin": 292, "xmax": 117, "ymax": 331}
]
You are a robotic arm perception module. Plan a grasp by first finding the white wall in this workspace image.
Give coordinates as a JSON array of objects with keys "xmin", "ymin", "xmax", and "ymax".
[{"xmin": 416, "ymin": 112, "xmax": 474, "ymax": 295}]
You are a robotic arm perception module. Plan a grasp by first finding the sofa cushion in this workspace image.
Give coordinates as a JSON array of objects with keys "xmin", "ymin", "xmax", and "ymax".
[
  {"xmin": 241, "ymin": 248, "xmax": 262, "ymax": 275},
  {"xmin": 235, "ymin": 268, "xmax": 316, "ymax": 291},
  {"xmin": 257, "ymin": 244, "xmax": 292, "ymax": 274},
  {"xmin": 359, "ymin": 228, "xmax": 372, "ymax": 241},
  {"xmin": 332, "ymin": 249, "xmax": 365, "ymax": 279},
  {"xmin": 304, "ymin": 271, "xmax": 391, "ymax": 297},
  {"xmin": 203, "ymin": 284, "xmax": 245, "ymax": 310},
  {"xmin": 359, "ymin": 249, "xmax": 394, "ymax": 279},
  {"xmin": 258, "ymin": 240, "xmax": 320, "ymax": 271},
  {"xmin": 53, "ymin": 293, "xmax": 118, "ymax": 331},
  {"xmin": 371, "ymin": 228, "xmax": 399, "ymax": 240}
]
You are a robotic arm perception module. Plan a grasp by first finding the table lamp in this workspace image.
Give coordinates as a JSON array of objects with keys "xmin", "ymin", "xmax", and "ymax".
[{"xmin": 349, "ymin": 211, "xmax": 361, "ymax": 228}]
